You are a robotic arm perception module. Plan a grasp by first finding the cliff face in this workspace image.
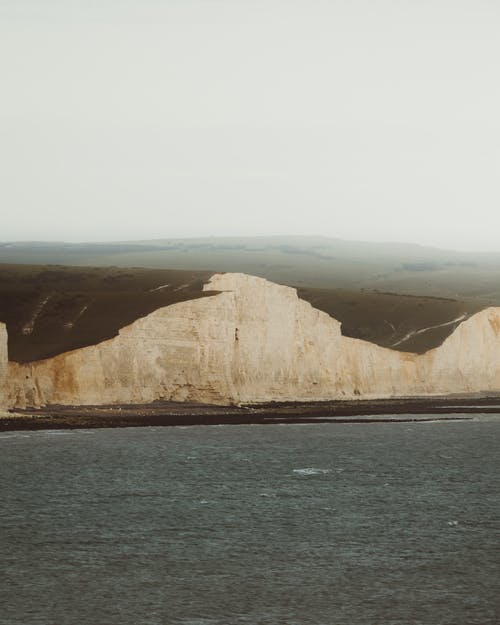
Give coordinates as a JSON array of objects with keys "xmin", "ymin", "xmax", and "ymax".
[
  {"xmin": 417, "ymin": 308, "xmax": 500, "ymax": 394},
  {"xmin": 0, "ymin": 323, "xmax": 7, "ymax": 409},
  {"xmin": 4, "ymin": 273, "xmax": 500, "ymax": 408}
]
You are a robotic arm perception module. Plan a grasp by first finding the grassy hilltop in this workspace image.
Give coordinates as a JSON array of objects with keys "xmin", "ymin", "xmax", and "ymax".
[{"xmin": 1, "ymin": 236, "xmax": 499, "ymax": 362}]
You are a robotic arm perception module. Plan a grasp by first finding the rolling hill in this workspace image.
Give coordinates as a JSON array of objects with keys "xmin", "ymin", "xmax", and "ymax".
[{"xmin": 0, "ymin": 238, "xmax": 495, "ymax": 361}]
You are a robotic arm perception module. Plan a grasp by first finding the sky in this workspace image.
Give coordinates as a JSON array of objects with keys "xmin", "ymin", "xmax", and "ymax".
[{"xmin": 1, "ymin": 0, "xmax": 499, "ymax": 251}]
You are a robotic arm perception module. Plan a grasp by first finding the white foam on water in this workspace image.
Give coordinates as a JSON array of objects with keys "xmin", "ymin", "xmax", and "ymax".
[
  {"xmin": 418, "ymin": 419, "xmax": 465, "ymax": 424},
  {"xmin": 293, "ymin": 467, "xmax": 330, "ymax": 476}
]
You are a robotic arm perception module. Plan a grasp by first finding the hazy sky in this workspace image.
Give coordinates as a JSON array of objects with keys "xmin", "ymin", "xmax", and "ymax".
[{"xmin": 1, "ymin": 0, "xmax": 499, "ymax": 250}]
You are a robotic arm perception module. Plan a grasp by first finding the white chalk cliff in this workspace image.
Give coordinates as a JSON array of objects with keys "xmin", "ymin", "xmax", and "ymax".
[
  {"xmin": 0, "ymin": 322, "xmax": 8, "ymax": 409},
  {"xmin": 3, "ymin": 273, "xmax": 500, "ymax": 408}
]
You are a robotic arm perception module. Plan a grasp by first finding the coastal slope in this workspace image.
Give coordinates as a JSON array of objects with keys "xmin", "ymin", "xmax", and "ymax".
[
  {"xmin": 0, "ymin": 323, "xmax": 7, "ymax": 409},
  {"xmin": 4, "ymin": 273, "xmax": 500, "ymax": 408}
]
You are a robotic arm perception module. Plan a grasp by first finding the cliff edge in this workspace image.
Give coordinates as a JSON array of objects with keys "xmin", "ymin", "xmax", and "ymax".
[
  {"xmin": 4, "ymin": 273, "xmax": 500, "ymax": 408},
  {"xmin": 0, "ymin": 323, "xmax": 7, "ymax": 409}
]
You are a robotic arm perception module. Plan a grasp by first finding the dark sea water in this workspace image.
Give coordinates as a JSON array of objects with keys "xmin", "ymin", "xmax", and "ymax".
[{"xmin": 1, "ymin": 418, "xmax": 499, "ymax": 625}]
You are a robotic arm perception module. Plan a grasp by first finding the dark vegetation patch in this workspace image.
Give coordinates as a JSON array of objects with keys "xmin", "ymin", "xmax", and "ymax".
[{"xmin": 0, "ymin": 264, "xmax": 215, "ymax": 363}]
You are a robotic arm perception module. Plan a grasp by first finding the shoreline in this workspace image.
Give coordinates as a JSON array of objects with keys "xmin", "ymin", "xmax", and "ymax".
[{"xmin": 2, "ymin": 396, "xmax": 500, "ymax": 431}]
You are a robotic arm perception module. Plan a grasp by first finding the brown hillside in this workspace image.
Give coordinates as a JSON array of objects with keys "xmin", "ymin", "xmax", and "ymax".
[
  {"xmin": 0, "ymin": 265, "xmax": 215, "ymax": 363},
  {"xmin": 0, "ymin": 263, "xmax": 489, "ymax": 362}
]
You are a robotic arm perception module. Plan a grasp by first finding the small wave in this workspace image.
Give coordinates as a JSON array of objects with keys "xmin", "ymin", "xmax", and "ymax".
[
  {"xmin": 293, "ymin": 467, "xmax": 330, "ymax": 476},
  {"xmin": 179, "ymin": 619, "xmax": 220, "ymax": 625}
]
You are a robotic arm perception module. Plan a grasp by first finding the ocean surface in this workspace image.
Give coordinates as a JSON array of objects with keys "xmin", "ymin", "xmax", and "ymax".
[{"xmin": 1, "ymin": 418, "xmax": 499, "ymax": 625}]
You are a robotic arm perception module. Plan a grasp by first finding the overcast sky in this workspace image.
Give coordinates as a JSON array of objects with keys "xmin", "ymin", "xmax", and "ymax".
[{"xmin": 1, "ymin": 0, "xmax": 499, "ymax": 250}]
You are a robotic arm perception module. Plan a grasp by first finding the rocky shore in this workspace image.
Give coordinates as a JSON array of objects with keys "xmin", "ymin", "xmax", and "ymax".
[{"xmin": 2, "ymin": 396, "xmax": 500, "ymax": 431}]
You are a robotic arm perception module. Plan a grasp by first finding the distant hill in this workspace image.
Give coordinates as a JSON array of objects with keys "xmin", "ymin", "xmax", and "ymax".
[{"xmin": 1, "ymin": 236, "xmax": 500, "ymax": 299}]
